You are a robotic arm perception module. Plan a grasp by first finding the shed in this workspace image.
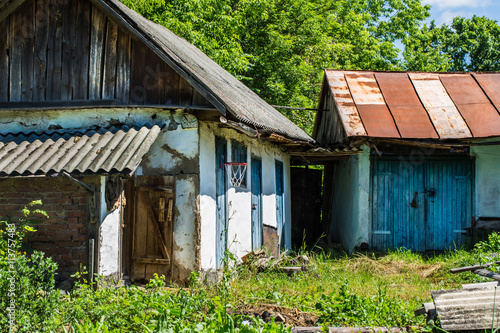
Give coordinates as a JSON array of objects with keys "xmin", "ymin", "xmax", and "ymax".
[
  {"xmin": 313, "ymin": 70, "xmax": 500, "ymax": 252},
  {"xmin": 0, "ymin": 0, "xmax": 313, "ymax": 283}
]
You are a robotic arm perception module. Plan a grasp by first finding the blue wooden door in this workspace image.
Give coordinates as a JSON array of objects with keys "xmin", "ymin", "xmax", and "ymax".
[
  {"xmin": 371, "ymin": 157, "xmax": 472, "ymax": 251},
  {"xmin": 251, "ymin": 158, "xmax": 263, "ymax": 250},
  {"xmin": 215, "ymin": 137, "xmax": 227, "ymax": 268},
  {"xmin": 275, "ymin": 161, "xmax": 284, "ymax": 248},
  {"xmin": 425, "ymin": 159, "xmax": 473, "ymax": 250}
]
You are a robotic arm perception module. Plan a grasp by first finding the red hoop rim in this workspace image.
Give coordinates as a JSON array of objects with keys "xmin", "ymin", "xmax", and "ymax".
[{"xmin": 224, "ymin": 162, "xmax": 247, "ymax": 166}]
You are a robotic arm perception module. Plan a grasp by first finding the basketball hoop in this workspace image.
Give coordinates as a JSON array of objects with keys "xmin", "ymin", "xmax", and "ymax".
[{"xmin": 224, "ymin": 162, "xmax": 247, "ymax": 187}]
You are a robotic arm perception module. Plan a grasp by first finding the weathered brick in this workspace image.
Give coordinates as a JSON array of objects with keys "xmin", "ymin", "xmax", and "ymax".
[
  {"xmin": 68, "ymin": 211, "xmax": 86, "ymax": 218},
  {"xmin": 45, "ymin": 223, "xmax": 67, "ymax": 230},
  {"xmin": 72, "ymin": 235, "xmax": 87, "ymax": 242},
  {"xmin": 68, "ymin": 223, "xmax": 84, "ymax": 229}
]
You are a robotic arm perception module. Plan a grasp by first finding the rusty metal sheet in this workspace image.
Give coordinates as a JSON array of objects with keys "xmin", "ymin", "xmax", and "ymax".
[
  {"xmin": 356, "ymin": 105, "xmax": 400, "ymax": 138},
  {"xmin": 345, "ymin": 73, "xmax": 400, "ymax": 138},
  {"xmin": 345, "ymin": 73, "xmax": 385, "ymax": 105},
  {"xmin": 375, "ymin": 73, "xmax": 438, "ymax": 139},
  {"xmin": 473, "ymin": 73, "xmax": 500, "ymax": 111},
  {"xmin": 409, "ymin": 73, "xmax": 471, "ymax": 139},
  {"xmin": 441, "ymin": 74, "xmax": 500, "ymax": 138},
  {"xmin": 325, "ymin": 70, "xmax": 367, "ymax": 137}
]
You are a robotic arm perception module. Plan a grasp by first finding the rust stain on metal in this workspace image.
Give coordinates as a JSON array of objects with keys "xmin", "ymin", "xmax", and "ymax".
[
  {"xmin": 441, "ymin": 74, "xmax": 500, "ymax": 137},
  {"xmin": 344, "ymin": 73, "xmax": 399, "ymax": 138},
  {"xmin": 345, "ymin": 73, "xmax": 385, "ymax": 105},
  {"xmin": 409, "ymin": 73, "xmax": 471, "ymax": 139},
  {"xmin": 325, "ymin": 70, "xmax": 367, "ymax": 137},
  {"xmin": 375, "ymin": 73, "xmax": 438, "ymax": 139},
  {"xmin": 473, "ymin": 73, "xmax": 500, "ymax": 111}
]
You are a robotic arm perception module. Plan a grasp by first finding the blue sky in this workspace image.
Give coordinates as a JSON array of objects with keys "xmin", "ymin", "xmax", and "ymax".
[{"xmin": 423, "ymin": 0, "xmax": 500, "ymax": 25}]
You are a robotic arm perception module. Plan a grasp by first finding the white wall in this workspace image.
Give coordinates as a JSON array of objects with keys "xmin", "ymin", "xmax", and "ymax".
[
  {"xmin": 199, "ymin": 122, "xmax": 291, "ymax": 270},
  {"xmin": 471, "ymin": 145, "xmax": 500, "ymax": 217},
  {"xmin": 329, "ymin": 145, "xmax": 370, "ymax": 252},
  {"xmin": 0, "ymin": 107, "xmax": 201, "ymax": 281}
]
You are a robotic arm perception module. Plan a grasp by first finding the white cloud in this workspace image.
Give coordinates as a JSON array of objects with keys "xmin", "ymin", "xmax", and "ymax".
[
  {"xmin": 437, "ymin": 10, "xmax": 469, "ymax": 24},
  {"xmin": 422, "ymin": 0, "xmax": 490, "ymax": 9}
]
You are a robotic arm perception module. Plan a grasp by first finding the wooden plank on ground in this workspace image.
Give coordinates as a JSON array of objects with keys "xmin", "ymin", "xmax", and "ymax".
[{"xmin": 474, "ymin": 269, "xmax": 500, "ymax": 281}]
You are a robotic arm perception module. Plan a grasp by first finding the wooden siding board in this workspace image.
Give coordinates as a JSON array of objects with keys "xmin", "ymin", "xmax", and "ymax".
[
  {"xmin": 33, "ymin": 0, "xmax": 49, "ymax": 101},
  {"xmin": 9, "ymin": 6, "xmax": 21, "ymax": 102},
  {"xmin": 441, "ymin": 74, "xmax": 500, "ymax": 138},
  {"xmin": 129, "ymin": 39, "xmax": 145, "ymax": 104},
  {"xmin": 20, "ymin": 0, "xmax": 34, "ymax": 101},
  {"xmin": 61, "ymin": 0, "xmax": 75, "ymax": 100},
  {"xmin": 324, "ymin": 70, "xmax": 367, "ymax": 138},
  {"xmin": 375, "ymin": 73, "xmax": 438, "ymax": 139},
  {"xmin": 46, "ymin": 0, "xmax": 62, "ymax": 101},
  {"xmin": 115, "ymin": 29, "xmax": 130, "ymax": 104},
  {"xmin": 409, "ymin": 74, "xmax": 472, "ymax": 139},
  {"xmin": 0, "ymin": 18, "xmax": 9, "ymax": 102},
  {"xmin": 89, "ymin": 4, "xmax": 105, "ymax": 100},
  {"xmin": 72, "ymin": 0, "xmax": 90, "ymax": 100},
  {"xmin": 102, "ymin": 17, "xmax": 118, "ymax": 100}
]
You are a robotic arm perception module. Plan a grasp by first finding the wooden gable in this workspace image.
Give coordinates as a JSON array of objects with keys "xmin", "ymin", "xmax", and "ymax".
[{"xmin": 0, "ymin": 0, "xmax": 211, "ymax": 107}]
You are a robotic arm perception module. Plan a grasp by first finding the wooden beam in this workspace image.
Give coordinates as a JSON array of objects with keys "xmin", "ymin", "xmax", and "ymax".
[
  {"xmin": 0, "ymin": 0, "xmax": 25, "ymax": 23},
  {"xmin": 133, "ymin": 257, "xmax": 170, "ymax": 265}
]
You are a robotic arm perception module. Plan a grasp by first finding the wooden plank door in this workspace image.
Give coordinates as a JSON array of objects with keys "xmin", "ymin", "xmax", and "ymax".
[
  {"xmin": 424, "ymin": 158, "xmax": 473, "ymax": 250},
  {"xmin": 215, "ymin": 137, "xmax": 227, "ymax": 268},
  {"xmin": 251, "ymin": 158, "xmax": 263, "ymax": 251},
  {"xmin": 275, "ymin": 160, "xmax": 285, "ymax": 248},
  {"xmin": 131, "ymin": 176, "xmax": 174, "ymax": 281}
]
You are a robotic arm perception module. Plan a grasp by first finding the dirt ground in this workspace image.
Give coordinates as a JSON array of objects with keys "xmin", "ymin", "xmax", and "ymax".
[{"xmin": 231, "ymin": 303, "xmax": 319, "ymax": 326}]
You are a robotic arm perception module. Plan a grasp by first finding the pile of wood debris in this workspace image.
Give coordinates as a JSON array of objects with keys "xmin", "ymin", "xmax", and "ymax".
[{"xmin": 241, "ymin": 249, "xmax": 310, "ymax": 274}]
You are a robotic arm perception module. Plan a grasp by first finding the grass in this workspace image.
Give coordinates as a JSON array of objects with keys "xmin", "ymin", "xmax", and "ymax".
[
  {"xmin": 229, "ymin": 246, "xmax": 497, "ymax": 328},
  {"xmin": 4, "ymin": 242, "xmax": 500, "ymax": 332}
]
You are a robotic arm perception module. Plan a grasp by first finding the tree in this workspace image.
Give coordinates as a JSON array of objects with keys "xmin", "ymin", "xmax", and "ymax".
[{"xmin": 122, "ymin": 0, "xmax": 432, "ymax": 134}]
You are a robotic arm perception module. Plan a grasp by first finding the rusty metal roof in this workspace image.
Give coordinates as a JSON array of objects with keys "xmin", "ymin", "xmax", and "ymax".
[
  {"xmin": 0, "ymin": 124, "xmax": 162, "ymax": 176},
  {"xmin": 317, "ymin": 70, "xmax": 500, "ymax": 142}
]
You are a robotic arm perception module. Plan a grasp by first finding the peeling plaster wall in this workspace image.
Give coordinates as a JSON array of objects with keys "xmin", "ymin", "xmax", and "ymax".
[
  {"xmin": 0, "ymin": 107, "xmax": 200, "ymax": 282},
  {"xmin": 199, "ymin": 122, "xmax": 291, "ymax": 271},
  {"xmin": 329, "ymin": 145, "xmax": 370, "ymax": 253},
  {"xmin": 471, "ymin": 145, "xmax": 500, "ymax": 217}
]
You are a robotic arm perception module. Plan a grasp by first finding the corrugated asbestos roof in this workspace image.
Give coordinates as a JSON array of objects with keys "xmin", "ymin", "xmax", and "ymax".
[
  {"xmin": 323, "ymin": 70, "xmax": 500, "ymax": 140},
  {"xmin": 432, "ymin": 286, "xmax": 500, "ymax": 331},
  {"xmin": 0, "ymin": 124, "xmax": 162, "ymax": 176},
  {"xmin": 95, "ymin": 0, "xmax": 312, "ymax": 143}
]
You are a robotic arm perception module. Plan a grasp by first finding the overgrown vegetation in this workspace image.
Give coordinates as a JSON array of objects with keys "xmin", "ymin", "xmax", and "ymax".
[{"xmin": 2, "ymin": 204, "xmax": 500, "ymax": 332}]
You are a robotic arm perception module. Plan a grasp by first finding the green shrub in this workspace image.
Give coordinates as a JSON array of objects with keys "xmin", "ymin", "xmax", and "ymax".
[{"xmin": 0, "ymin": 201, "xmax": 59, "ymax": 332}]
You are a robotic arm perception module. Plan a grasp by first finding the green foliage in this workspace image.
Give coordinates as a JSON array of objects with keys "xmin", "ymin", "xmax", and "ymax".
[
  {"xmin": 315, "ymin": 281, "xmax": 414, "ymax": 327},
  {"xmin": 120, "ymin": 0, "xmax": 431, "ymax": 134},
  {"xmin": 474, "ymin": 232, "xmax": 500, "ymax": 256},
  {"xmin": 0, "ymin": 201, "xmax": 59, "ymax": 333}
]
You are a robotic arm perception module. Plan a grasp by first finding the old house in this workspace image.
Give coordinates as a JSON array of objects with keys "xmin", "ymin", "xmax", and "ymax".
[
  {"xmin": 314, "ymin": 70, "xmax": 500, "ymax": 252},
  {"xmin": 0, "ymin": 0, "xmax": 313, "ymax": 283}
]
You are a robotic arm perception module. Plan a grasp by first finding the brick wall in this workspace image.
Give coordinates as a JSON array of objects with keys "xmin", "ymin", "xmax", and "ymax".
[{"xmin": 0, "ymin": 177, "xmax": 90, "ymax": 278}]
